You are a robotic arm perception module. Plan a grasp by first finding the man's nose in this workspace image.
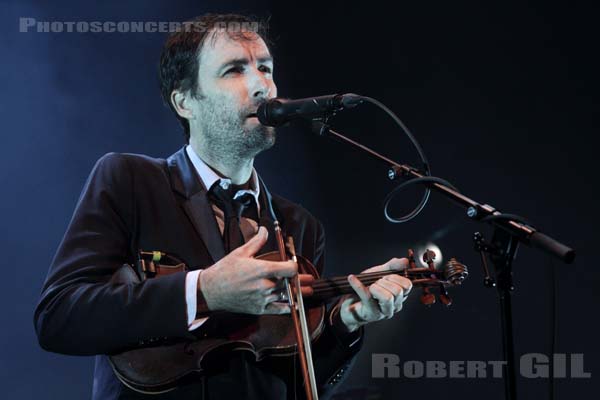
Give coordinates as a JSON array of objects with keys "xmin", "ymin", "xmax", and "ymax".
[{"xmin": 248, "ymin": 69, "xmax": 274, "ymax": 100}]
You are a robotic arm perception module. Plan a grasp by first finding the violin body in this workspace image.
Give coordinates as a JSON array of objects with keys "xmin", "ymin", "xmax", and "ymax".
[
  {"xmin": 108, "ymin": 249, "xmax": 467, "ymax": 393},
  {"xmin": 109, "ymin": 252, "xmax": 326, "ymax": 394}
]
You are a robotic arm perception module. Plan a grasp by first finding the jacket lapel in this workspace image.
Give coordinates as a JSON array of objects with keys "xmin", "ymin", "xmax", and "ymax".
[
  {"xmin": 167, "ymin": 147, "xmax": 225, "ymax": 263},
  {"xmin": 166, "ymin": 147, "xmax": 286, "ymax": 261},
  {"xmin": 183, "ymin": 193, "xmax": 226, "ymax": 262}
]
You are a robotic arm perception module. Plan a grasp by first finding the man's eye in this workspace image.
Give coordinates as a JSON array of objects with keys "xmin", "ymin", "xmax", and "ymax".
[
  {"xmin": 224, "ymin": 67, "xmax": 243, "ymax": 75},
  {"xmin": 259, "ymin": 65, "xmax": 272, "ymax": 74}
]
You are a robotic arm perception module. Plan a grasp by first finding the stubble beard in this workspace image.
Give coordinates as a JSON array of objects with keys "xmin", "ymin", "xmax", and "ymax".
[{"xmin": 197, "ymin": 95, "xmax": 276, "ymax": 165}]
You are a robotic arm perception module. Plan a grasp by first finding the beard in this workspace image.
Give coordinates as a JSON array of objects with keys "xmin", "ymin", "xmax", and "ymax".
[{"xmin": 196, "ymin": 94, "xmax": 276, "ymax": 162}]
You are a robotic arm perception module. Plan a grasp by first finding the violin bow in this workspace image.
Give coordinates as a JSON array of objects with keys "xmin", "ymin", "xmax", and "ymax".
[{"xmin": 273, "ymin": 221, "xmax": 319, "ymax": 400}]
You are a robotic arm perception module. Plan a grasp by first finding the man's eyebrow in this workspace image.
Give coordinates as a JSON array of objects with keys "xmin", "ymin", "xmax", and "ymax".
[{"xmin": 218, "ymin": 56, "xmax": 273, "ymax": 72}]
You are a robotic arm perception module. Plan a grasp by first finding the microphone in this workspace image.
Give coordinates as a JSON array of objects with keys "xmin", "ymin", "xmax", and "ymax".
[{"xmin": 255, "ymin": 93, "xmax": 363, "ymax": 127}]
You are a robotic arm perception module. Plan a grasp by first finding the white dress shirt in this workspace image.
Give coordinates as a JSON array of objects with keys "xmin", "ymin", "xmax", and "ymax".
[{"xmin": 184, "ymin": 145, "xmax": 261, "ymax": 330}]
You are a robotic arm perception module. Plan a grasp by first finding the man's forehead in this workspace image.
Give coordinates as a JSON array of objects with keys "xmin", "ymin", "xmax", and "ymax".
[{"xmin": 198, "ymin": 30, "xmax": 272, "ymax": 68}]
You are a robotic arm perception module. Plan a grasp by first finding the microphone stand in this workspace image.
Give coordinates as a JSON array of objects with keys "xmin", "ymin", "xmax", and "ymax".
[{"xmin": 311, "ymin": 121, "xmax": 575, "ymax": 400}]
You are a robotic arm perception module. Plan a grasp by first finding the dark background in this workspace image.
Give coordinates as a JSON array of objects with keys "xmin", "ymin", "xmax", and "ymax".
[{"xmin": 1, "ymin": 0, "xmax": 597, "ymax": 399}]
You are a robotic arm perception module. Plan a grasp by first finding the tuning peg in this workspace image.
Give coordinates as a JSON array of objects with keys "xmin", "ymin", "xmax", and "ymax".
[
  {"xmin": 420, "ymin": 287, "xmax": 436, "ymax": 306},
  {"xmin": 407, "ymin": 248, "xmax": 417, "ymax": 269},
  {"xmin": 422, "ymin": 249, "xmax": 436, "ymax": 270},
  {"xmin": 438, "ymin": 284, "xmax": 452, "ymax": 306}
]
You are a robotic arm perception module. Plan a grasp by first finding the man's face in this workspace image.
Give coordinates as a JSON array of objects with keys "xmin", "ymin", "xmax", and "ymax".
[{"xmin": 189, "ymin": 30, "xmax": 277, "ymax": 160}]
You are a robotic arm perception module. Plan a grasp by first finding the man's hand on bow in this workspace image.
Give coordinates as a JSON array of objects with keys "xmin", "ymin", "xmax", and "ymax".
[{"xmin": 199, "ymin": 226, "xmax": 314, "ymax": 315}]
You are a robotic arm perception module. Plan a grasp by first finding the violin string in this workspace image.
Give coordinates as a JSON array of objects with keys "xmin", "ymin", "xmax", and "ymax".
[
  {"xmin": 311, "ymin": 270, "xmax": 438, "ymax": 288},
  {"xmin": 311, "ymin": 278, "xmax": 425, "ymax": 291},
  {"xmin": 331, "ymin": 269, "xmax": 435, "ymax": 281},
  {"xmin": 310, "ymin": 280, "xmax": 436, "ymax": 298}
]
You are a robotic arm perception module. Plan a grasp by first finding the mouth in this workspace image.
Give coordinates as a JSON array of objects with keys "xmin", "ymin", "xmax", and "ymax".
[{"xmin": 246, "ymin": 112, "xmax": 258, "ymax": 119}]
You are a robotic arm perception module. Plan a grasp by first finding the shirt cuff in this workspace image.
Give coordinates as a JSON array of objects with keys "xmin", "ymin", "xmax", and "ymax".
[
  {"xmin": 185, "ymin": 270, "xmax": 209, "ymax": 331},
  {"xmin": 329, "ymin": 301, "xmax": 363, "ymax": 348}
]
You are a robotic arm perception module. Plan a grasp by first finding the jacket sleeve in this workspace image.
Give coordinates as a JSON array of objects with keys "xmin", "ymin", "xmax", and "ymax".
[
  {"xmin": 34, "ymin": 153, "xmax": 190, "ymax": 356},
  {"xmin": 308, "ymin": 219, "xmax": 364, "ymax": 395}
]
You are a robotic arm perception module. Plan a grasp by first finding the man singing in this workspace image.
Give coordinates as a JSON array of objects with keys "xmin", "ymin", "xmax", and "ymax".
[{"xmin": 34, "ymin": 13, "xmax": 413, "ymax": 400}]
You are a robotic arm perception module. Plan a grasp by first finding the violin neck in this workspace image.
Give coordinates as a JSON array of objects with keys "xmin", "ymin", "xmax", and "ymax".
[{"xmin": 310, "ymin": 269, "xmax": 436, "ymax": 301}]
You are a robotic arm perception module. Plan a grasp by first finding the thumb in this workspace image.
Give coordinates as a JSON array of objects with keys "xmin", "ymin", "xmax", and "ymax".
[
  {"xmin": 340, "ymin": 295, "xmax": 355, "ymax": 312},
  {"xmin": 236, "ymin": 226, "xmax": 268, "ymax": 256}
]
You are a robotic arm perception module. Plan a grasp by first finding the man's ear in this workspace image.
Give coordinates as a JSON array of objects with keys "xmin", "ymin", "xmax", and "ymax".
[{"xmin": 170, "ymin": 90, "xmax": 196, "ymax": 121}]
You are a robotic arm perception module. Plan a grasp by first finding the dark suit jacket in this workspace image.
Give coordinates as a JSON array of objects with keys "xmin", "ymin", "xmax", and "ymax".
[{"xmin": 34, "ymin": 147, "xmax": 362, "ymax": 400}]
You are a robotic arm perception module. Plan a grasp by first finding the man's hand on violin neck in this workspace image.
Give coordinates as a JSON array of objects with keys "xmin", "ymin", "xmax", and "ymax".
[
  {"xmin": 339, "ymin": 257, "xmax": 413, "ymax": 333},
  {"xmin": 198, "ymin": 226, "xmax": 314, "ymax": 315}
]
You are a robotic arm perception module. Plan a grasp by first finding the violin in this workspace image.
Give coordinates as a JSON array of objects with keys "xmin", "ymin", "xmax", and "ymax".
[{"xmin": 108, "ymin": 245, "xmax": 468, "ymax": 394}]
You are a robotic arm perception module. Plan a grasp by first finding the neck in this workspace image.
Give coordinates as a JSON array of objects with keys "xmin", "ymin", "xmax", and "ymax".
[{"xmin": 189, "ymin": 138, "xmax": 254, "ymax": 185}]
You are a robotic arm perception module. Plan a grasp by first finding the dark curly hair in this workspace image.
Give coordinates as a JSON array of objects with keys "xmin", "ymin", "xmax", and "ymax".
[{"xmin": 158, "ymin": 13, "xmax": 271, "ymax": 144}]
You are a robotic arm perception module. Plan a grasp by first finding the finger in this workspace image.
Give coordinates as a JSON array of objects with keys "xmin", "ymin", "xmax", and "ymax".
[
  {"xmin": 347, "ymin": 277, "xmax": 382, "ymax": 321},
  {"xmin": 300, "ymin": 286, "xmax": 314, "ymax": 297},
  {"xmin": 341, "ymin": 296, "xmax": 356, "ymax": 311},
  {"xmin": 285, "ymin": 275, "xmax": 315, "ymax": 297},
  {"xmin": 236, "ymin": 226, "xmax": 268, "ymax": 256},
  {"xmin": 264, "ymin": 294, "xmax": 280, "ymax": 303},
  {"xmin": 288, "ymin": 274, "xmax": 315, "ymax": 296},
  {"xmin": 370, "ymin": 285, "xmax": 395, "ymax": 318},
  {"xmin": 280, "ymin": 273, "xmax": 313, "ymax": 285},
  {"xmin": 259, "ymin": 279, "xmax": 278, "ymax": 294},
  {"xmin": 348, "ymin": 274, "xmax": 373, "ymax": 305},
  {"xmin": 383, "ymin": 274, "xmax": 413, "ymax": 295},
  {"xmin": 264, "ymin": 302, "xmax": 291, "ymax": 314},
  {"xmin": 377, "ymin": 278, "xmax": 404, "ymax": 299},
  {"xmin": 369, "ymin": 284, "xmax": 395, "ymax": 318},
  {"xmin": 258, "ymin": 260, "xmax": 298, "ymax": 279},
  {"xmin": 298, "ymin": 274, "xmax": 314, "ymax": 286},
  {"xmin": 393, "ymin": 294, "xmax": 406, "ymax": 309},
  {"xmin": 377, "ymin": 279, "xmax": 408, "ymax": 311}
]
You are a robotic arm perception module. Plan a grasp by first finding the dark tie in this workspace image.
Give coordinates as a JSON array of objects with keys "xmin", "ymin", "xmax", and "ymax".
[{"xmin": 209, "ymin": 183, "xmax": 256, "ymax": 253}]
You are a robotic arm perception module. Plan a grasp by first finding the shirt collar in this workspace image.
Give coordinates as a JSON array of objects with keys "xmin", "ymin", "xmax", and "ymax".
[{"xmin": 185, "ymin": 145, "xmax": 261, "ymax": 209}]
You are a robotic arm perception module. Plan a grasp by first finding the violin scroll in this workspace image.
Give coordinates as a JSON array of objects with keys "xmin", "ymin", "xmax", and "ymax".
[
  {"xmin": 405, "ymin": 248, "xmax": 468, "ymax": 307},
  {"xmin": 443, "ymin": 257, "xmax": 469, "ymax": 286}
]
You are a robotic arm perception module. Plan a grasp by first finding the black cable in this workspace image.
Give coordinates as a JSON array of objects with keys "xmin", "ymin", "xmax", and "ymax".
[
  {"xmin": 329, "ymin": 96, "xmax": 531, "ymax": 229},
  {"xmin": 359, "ymin": 96, "xmax": 433, "ymax": 224},
  {"xmin": 360, "ymin": 96, "xmax": 430, "ymax": 173},
  {"xmin": 327, "ymin": 95, "xmax": 558, "ymax": 400},
  {"xmin": 383, "ymin": 176, "xmax": 459, "ymax": 223}
]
